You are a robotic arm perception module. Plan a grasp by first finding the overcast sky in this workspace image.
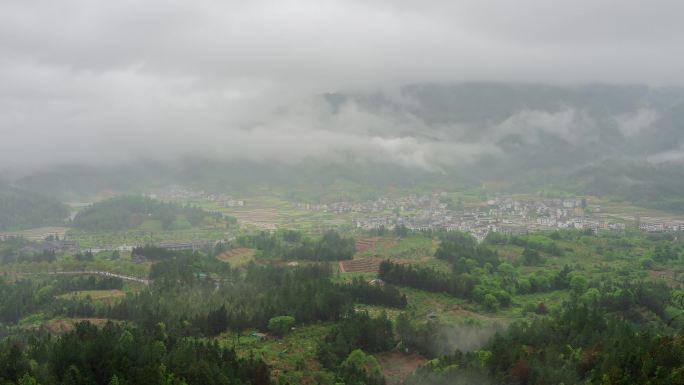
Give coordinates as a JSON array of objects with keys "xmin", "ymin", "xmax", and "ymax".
[{"xmin": 1, "ymin": 0, "xmax": 683, "ymax": 171}]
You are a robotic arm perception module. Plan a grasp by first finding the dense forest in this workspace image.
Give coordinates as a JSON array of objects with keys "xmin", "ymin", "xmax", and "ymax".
[
  {"xmin": 72, "ymin": 196, "xmax": 231, "ymax": 231},
  {"xmin": 0, "ymin": 249, "xmax": 407, "ymax": 385},
  {"xmin": 236, "ymin": 230, "xmax": 356, "ymax": 261},
  {"xmin": 0, "ymin": 321, "xmax": 272, "ymax": 385},
  {"xmin": 0, "ymin": 183, "xmax": 68, "ymax": 230}
]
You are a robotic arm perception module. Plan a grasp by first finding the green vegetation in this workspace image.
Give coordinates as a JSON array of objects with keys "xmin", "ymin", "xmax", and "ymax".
[
  {"xmin": 267, "ymin": 316, "xmax": 295, "ymax": 337},
  {"xmin": 0, "ymin": 184, "xmax": 68, "ymax": 230},
  {"xmin": 2, "ymin": 204, "xmax": 684, "ymax": 384},
  {"xmin": 405, "ymin": 300, "xmax": 684, "ymax": 385},
  {"xmin": 236, "ymin": 230, "xmax": 355, "ymax": 261},
  {"xmin": 72, "ymin": 195, "xmax": 232, "ymax": 231},
  {"xmin": 0, "ymin": 321, "xmax": 270, "ymax": 385}
]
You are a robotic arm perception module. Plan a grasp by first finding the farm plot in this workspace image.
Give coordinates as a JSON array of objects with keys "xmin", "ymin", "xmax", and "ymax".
[
  {"xmin": 217, "ymin": 248, "xmax": 256, "ymax": 267},
  {"xmin": 377, "ymin": 352, "xmax": 427, "ymax": 385},
  {"xmin": 339, "ymin": 258, "xmax": 383, "ymax": 273},
  {"xmin": 339, "ymin": 258, "xmax": 410, "ymax": 273},
  {"xmin": 56, "ymin": 289, "xmax": 126, "ymax": 304},
  {"xmin": 0, "ymin": 226, "xmax": 69, "ymax": 241},
  {"xmin": 222, "ymin": 208, "xmax": 278, "ymax": 230},
  {"xmin": 355, "ymin": 237, "xmax": 382, "ymax": 253}
]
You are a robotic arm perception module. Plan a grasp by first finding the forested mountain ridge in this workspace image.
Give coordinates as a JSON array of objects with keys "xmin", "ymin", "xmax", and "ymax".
[
  {"xmin": 0, "ymin": 181, "xmax": 69, "ymax": 230},
  {"xmin": 72, "ymin": 195, "xmax": 229, "ymax": 231}
]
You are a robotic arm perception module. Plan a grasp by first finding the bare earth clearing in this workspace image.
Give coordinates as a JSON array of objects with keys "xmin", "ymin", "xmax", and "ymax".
[
  {"xmin": 217, "ymin": 248, "xmax": 255, "ymax": 261},
  {"xmin": 377, "ymin": 352, "xmax": 427, "ymax": 385}
]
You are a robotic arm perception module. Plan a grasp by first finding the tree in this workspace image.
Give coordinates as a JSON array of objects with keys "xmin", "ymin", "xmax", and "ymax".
[
  {"xmin": 640, "ymin": 257, "xmax": 655, "ymax": 269},
  {"xmin": 498, "ymin": 263, "xmax": 517, "ymax": 285},
  {"xmin": 522, "ymin": 248, "xmax": 544, "ymax": 266},
  {"xmin": 338, "ymin": 349, "xmax": 384, "ymax": 385},
  {"xmin": 536, "ymin": 302, "xmax": 548, "ymax": 315},
  {"xmin": 62, "ymin": 365, "xmax": 84, "ymax": 385},
  {"xmin": 268, "ymin": 316, "xmax": 295, "ymax": 337},
  {"xmin": 569, "ymin": 274, "xmax": 589, "ymax": 296},
  {"xmin": 206, "ymin": 305, "xmax": 228, "ymax": 335},
  {"xmin": 484, "ymin": 294, "xmax": 499, "ymax": 311},
  {"xmin": 18, "ymin": 374, "xmax": 38, "ymax": 385}
]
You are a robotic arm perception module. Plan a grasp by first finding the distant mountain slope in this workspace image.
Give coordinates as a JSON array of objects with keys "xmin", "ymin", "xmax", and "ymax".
[
  {"xmin": 0, "ymin": 181, "xmax": 69, "ymax": 230},
  {"xmin": 10, "ymin": 83, "xmax": 684, "ymax": 209},
  {"xmin": 323, "ymin": 83, "xmax": 684, "ymax": 171}
]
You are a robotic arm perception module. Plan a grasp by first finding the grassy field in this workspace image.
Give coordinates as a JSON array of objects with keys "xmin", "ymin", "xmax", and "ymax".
[
  {"xmin": 56, "ymin": 289, "xmax": 126, "ymax": 303},
  {"xmin": 18, "ymin": 311, "xmax": 119, "ymax": 334},
  {"xmin": 198, "ymin": 196, "xmax": 357, "ymax": 234},
  {"xmin": 66, "ymin": 226, "xmax": 229, "ymax": 249},
  {"xmin": 217, "ymin": 248, "xmax": 256, "ymax": 267},
  {"xmin": 0, "ymin": 252, "xmax": 152, "ymax": 279},
  {"xmin": 220, "ymin": 324, "xmax": 334, "ymax": 385}
]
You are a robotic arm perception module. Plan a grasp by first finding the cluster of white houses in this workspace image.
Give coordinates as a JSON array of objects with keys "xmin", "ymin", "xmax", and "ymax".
[
  {"xmin": 353, "ymin": 195, "xmax": 684, "ymax": 240},
  {"xmin": 299, "ymin": 193, "xmax": 449, "ymax": 215},
  {"xmin": 638, "ymin": 220, "xmax": 684, "ymax": 233},
  {"xmin": 145, "ymin": 186, "xmax": 244, "ymax": 207}
]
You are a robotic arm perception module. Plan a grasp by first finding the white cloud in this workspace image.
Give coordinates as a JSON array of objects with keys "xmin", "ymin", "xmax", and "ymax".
[
  {"xmin": 0, "ymin": 0, "xmax": 682, "ymax": 170},
  {"xmin": 614, "ymin": 108, "xmax": 658, "ymax": 137},
  {"xmin": 491, "ymin": 108, "xmax": 591, "ymax": 145},
  {"xmin": 648, "ymin": 145, "xmax": 684, "ymax": 164}
]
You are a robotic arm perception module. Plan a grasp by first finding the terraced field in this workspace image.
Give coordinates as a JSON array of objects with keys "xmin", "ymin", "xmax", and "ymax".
[
  {"xmin": 355, "ymin": 237, "xmax": 382, "ymax": 252},
  {"xmin": 340, "ymin": 257, "xmax": 411, "ymax": 273},
  {"xmin": 339, "ymin": 258, "xmax": 383, "ymax": 273}
]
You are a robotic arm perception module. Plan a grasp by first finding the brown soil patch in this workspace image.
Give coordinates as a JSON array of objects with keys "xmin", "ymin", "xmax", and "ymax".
[
  {"xmin": 340, "ymin": 258, "xmax": 410, "ymax": 274},
  {"xmin": 218, "ymin": 248, "xmax": 255, "ymax": 261},
  {"xmin": 340, "ymin": 258, "xmax": 382, "ymax": 273},
  {"xmin": 355, "ymin": 237, "xmax": 382, "ymax": 253},
  {"xmin": 648, "ymin": 269, "xmax": 681, "ymax": 288},
  {"xmin": 377, "ymin": 352, "xmax": 427, "ymax": 385}
]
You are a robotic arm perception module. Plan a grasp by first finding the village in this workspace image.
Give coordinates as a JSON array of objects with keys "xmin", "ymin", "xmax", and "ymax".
[
  {"xmin": 309, "ymin": 193, "xmax": 684, "ymax": 241},
  {"xmin": 144, "ymin": 185, "xmax": 245, "ymax": 207},
  {"xmin": 141, "ymin": 185, "xmax": 684, "ymax": 242}
]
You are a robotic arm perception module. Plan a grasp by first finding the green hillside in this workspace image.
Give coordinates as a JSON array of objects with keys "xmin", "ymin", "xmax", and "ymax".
[
  {"xmin": 0, "ymin": 182, "xmax": 68, "ymax": 230},
  {"xmin": 72, "ymin": 195, "xmax": 229, "ymax": 231}
]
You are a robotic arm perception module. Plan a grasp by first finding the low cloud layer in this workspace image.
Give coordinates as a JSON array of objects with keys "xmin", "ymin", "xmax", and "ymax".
[{"xmin": 0, "ymin": 0, "xmax": 682, "ymax": 170}]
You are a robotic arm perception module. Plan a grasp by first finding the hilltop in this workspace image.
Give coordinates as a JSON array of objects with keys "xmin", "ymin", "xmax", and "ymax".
[{"xmin": 72, "ymin": 195, "xmax": 230, "ymax": 232}]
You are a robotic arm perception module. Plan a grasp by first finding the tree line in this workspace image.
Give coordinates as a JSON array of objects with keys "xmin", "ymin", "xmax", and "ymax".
[
  {"xmin": 236, "ymin": 230, "xmax": 356, "ymax": 261},
  {"xmin": 72, "ymin": 196, "xmax": 231, "ymax": 231},
  {"xmin": 0, "ymin": 321, "xmax": 271, "ymax": 385}
]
